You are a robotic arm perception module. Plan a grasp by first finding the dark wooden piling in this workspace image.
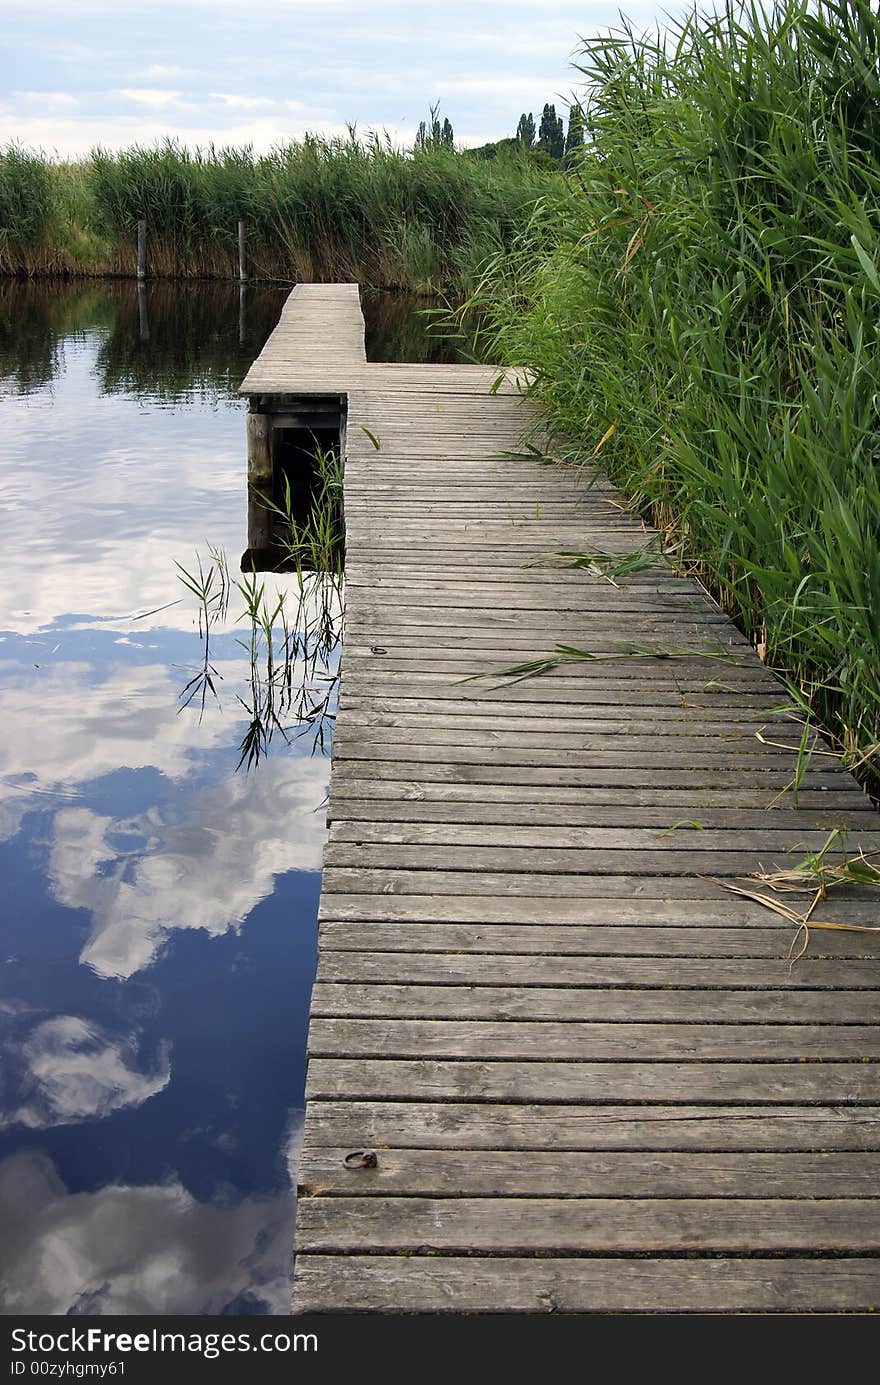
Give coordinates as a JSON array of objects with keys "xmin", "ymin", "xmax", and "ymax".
[
  {"xmin": 238, "ymin": 219, "xmax": 247, "ymax": 283},
  {"xmin": 245, "ymin": 410, "xmax": 273, "ymax": 555},
  {"xmin": 136, "ymin": 220, "xmax": 146, "ymax": 280}
]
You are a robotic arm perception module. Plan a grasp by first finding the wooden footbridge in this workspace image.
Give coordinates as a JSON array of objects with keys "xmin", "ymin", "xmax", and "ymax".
[{"xmin": 241, "ymin": 284, "xmax": 880, "ymax": 1314}]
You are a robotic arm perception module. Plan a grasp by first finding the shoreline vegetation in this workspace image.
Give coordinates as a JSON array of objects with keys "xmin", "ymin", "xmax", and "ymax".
[
  {"xmin": 464, "ymin": 0, "xmax": 880, "ymax": 798},
  {"xmin": 0, "ymin": 125, "xmax": 565, "ymax": 292}
]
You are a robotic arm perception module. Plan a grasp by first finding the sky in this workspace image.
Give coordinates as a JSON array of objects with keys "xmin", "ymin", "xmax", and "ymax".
[{"xmin": 0, "ymin": 0, "xmax": 677, "ymax": 158}]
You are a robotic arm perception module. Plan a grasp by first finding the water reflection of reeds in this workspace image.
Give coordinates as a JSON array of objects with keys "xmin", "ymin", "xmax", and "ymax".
[
  {"xmin": 0, "ymin": 279, "xmax": 483, "ymax": 405},
  {"xmin": 177, "ymin": 548, "xmax": 342, "ymax": 770}
]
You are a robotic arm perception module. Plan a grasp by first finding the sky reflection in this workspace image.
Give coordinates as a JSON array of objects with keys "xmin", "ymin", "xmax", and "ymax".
[{"xmin": 0, "ymin": 281, "xmax": 334, "ymax": 1314}]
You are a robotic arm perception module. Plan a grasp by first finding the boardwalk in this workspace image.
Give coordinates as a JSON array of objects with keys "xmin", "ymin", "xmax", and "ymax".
[{"xmin": 242, "ymin": 284, "xmax": 880, "ymax": 1314}]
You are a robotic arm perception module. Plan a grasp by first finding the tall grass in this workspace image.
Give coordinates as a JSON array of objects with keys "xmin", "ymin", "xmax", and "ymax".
[
  {"xmin": 466, "ymin": 0, "xmax": 880, "ymax": 790},
  {"xmin": 0, "ymin": 147, "xmax": 55, "ymax": 272},
  {"xmin": 0, "ymin": 135, "xmax": 554, "ymax": 291}
]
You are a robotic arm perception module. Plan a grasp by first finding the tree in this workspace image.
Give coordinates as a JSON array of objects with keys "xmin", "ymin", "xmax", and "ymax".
[
  {"xmin": 415, "ymin": 105, "xmax": 453, "ymax": 150},
  {"xmin": 565, "ymin": 105, "xmax": 585, "ymax": 153},
  {"xmin": 538, "ymin": 102, "xmax": 565, "ymax": 159},
  {"xmin": 515, "ymin": 112, "xmax": 536, "ymax": 149}
]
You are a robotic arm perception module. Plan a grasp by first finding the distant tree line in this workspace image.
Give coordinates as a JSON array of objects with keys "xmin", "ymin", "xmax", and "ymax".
[
  {"xmin": 467, "ymin": 102, "xmax": 585, "ymax": 164},
  {"xmin": 517, "ymin": 103, "xmax": 584, "ymax": 157},
  {"xmin": 415, "ymin": 103, "xmax": 455, "ymax": 151},
  {"xmin": 400, "ymin": 100, "xmax": 585, "ymax": 164}
]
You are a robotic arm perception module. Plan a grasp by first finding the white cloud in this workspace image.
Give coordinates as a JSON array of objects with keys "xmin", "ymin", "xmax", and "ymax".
[
  {"xmin": 0, "ymin": 1147, "xmax": 299, "ymax": 1314},
  {"xmin": 3, "ymin": 1016, "xmax": 170, "ymax": 1129},
  {"xmin": 11, "ymin": 91, "xmax": 79, "ymax": 111},
  {"xmin": 47, "ymin": 750, "xmax": 328, "ymax": 979},
  {"xmin": 0, "ymin": 660, "xmax": 233, "ymax": 818},
  {"xmin": 209, "ymin": 93, "xmax": 279, "ymax": 111},
  {"xmin": 0, "ymin": 111, "xmax": 355, "ymax": 158},
  {"xmin": 113, "ymin": 88, "xmax": 189, "ymax": 109}
]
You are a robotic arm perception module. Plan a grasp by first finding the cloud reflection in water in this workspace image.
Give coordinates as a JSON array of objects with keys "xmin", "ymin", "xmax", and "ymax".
[
  {"xmin": 0, "ymin": 1144, "xmax": 299, "ymax": 1315},
  {"xmin": 0, "ymin": 282, "xmax": 332, "ymax": 1314}
]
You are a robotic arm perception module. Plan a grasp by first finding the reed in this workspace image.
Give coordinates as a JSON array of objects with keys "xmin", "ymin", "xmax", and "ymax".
[
  {"xmin": 0, "ymin": 135, "xmax": 554, "ymax": 292},
  {"xmin": 465, "ymin": 0, "xmax": 880, "ymax": 791}
]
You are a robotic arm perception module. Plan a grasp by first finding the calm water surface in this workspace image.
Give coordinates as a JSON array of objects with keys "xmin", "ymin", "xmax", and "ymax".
[{"xmin": 0, "ymin": 279, "xmax": 456, "ymax": 1315}]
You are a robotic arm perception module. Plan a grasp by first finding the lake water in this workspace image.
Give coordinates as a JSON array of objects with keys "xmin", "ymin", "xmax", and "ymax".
[{"xmin": 0, "ymin": 279, "xmax": 460, "ymax": 1315}]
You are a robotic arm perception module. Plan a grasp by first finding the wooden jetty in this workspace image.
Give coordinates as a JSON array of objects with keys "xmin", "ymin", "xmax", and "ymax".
[{"xmin": 241, "ymin": 283, "xmax": 880, "ymax": 1314}]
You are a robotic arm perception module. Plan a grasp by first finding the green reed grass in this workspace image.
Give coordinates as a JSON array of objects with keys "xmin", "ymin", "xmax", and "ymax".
[
  {"xmin": 0, "ymin": 135, "xmax": 555, "ymax": 290},
  {"xmin": 257, "ymin": 438, "xmax": 345, "ymax": 581},
  {"xmin": 465, "ymin": 0, "xmax": 880, "ymax": 792}
]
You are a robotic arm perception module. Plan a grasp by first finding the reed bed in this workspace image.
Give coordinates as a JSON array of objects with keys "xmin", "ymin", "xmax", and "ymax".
[
  {"xmin": 465, "ymin": 0, "xmax": 880, "ymax": 792},
  {"xmin": 0, "ymin": 135, "xmax": 554, "ymax": 292}
]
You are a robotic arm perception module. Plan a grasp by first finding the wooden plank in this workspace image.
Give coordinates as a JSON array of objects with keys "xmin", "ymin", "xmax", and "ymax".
[
  {"xmin": 320, "ymin": 866, "xmax": 880, "ymax": 901},
  {"xmin": 320, "ymin": 842, "xmax": 856, "ymax": 877},
  {"xmin": 309, "ymin": 982, "xmax": 880, "ymax": 1023},
  {"xmin": 328, "ymin": 821, "xmax": 880, "ymax": 853},
  {"xmin": 315, "ymin": 952, "xmax": 880, "ymax": 988},
  {"xmin": 328, "ymin": 741, "xmax": 847, "ymax": 771},
  {"xmin": 296, "ymin": 1196, "xmax": 880, "ymax": 1253},
  {"xmin": 296, "ymin": 1147, "xmax": 880, "ymax": 1198},
  {"xmin": 332, "ymin": 727, "xmax": 814, "ymax": 755},
  {"xmin": 317, "ymin": 921, "xmax": 880, "ymax": 959},
  {"xmin": 327, "ymin": 795, "xmax": 871, "ymax": 831},
  {"xmin": 299, "ymin": 1101, "xmax": 880, "ymax": 1151},
  {"xmin": 308, "ymin": 1018, "xmax": 880, "ymax": 1061},
  {"xmin": 293, "ymin": 1256, "xmax": 880, "ymax": 1313},
  {"xmin": 337, "ymin": 708, "xmax": 801, "ymax": 735},
  {"xmin": 326, "ymin": 776, "xmax": 871, "ymax": 811},
  {"xmin": 306, "ymin": 1057, "xmax": 880, "ymax": 1103}
]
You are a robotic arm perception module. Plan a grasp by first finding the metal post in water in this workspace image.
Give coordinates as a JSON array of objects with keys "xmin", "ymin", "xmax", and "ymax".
[
  {"xmin": 239, "ymin": 282, "xmax": 247, "ymax": 345},
  {"xmin": 238, "ymin": 219, "xmax": 247, "ymax": 282},
  {"xmin": 137, "ymin": 219, "xmax": 146, "ymax": 280}
]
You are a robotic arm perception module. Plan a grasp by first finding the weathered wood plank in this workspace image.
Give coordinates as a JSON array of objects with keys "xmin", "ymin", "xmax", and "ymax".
[
  {"xmin": 299, "ymin": 1101, "xmax": 880, "ymax": 1151},
  {"xmin": 296, "ymin": 1147, "xmax": 880, "ymax": 1198},
  {"xmin": 337, "ymin": 707, "xmax": 800, "ymax": 735},
  {"xmin": 328, "ymin": 745, "xmax": 853, "ymax": 777},
  {"xmin": 306, "ymin": 1058, "xmax": 880, "ymax": 1103},
  {"xmin": 307, "ymin": 1018, "xmax": 880, "ymax": 1061},
  {"xmin": 315, "ymin": 951, "xmax": 880, "ymax": 988},
  {"xmin": 320, "ymin": 842, "xmax": 857, "ymax": 877},
  {"xmin": 309, "ymin": 982, "xmax": 880, "ymax": 1023},
  {"xmin": 327, "ymin": 820, "xmax": 880, "ymax": 853},
  {"xmin": 327, "ymin": 795, "xmax": 871, "ymax": 832},
  {"xmin": 318, "ymin": 920, "xmax": 880, "ymax": 959},
  {"xmin": 296, "ymin": 1196, "xmax": 880, "ymax": 1253},
  {"xmin": 320, "ymin": 865, "xmax": 880, "ymax": 901},
  {"xmin": 326, "ymin": 776, "xmax": 871, "ymax": 811},
  {"xmin": 292, "ymin": 1256, "xmax": 880, "ymax": 1313},
  {"xmin": 333, "ymin": 727, "xmax": 814, "ymax": 755}
]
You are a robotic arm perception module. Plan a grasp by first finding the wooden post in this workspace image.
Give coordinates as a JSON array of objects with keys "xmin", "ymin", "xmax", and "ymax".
[
  {"xmin": 137, "ymin": 220, "xmax": 146, "ymax": 280},
  {"xmin": 238, "ymin": 219, "xmax": 247, "ymax": 282},
  {"xmin": 246, "ymin": 411, "xmax": 274, "ymax": 554},
  {"xmin": 239, "ymin": 283, "xmax": 246, "ymax": 346},
  {"xmin": 138, "ymin": 282, "xmax": 149, "ymax": 341}
]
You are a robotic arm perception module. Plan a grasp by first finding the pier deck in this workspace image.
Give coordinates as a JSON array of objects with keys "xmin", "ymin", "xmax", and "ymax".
[{"xmin": 242, "ymin": 284, "xmax": 880, "ymax": 1314}]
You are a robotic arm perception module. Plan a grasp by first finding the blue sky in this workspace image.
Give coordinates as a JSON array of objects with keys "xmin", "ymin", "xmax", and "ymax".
[{"xmin": 1, "ymin": 0, "xmax": 678, "ymax": 157}]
